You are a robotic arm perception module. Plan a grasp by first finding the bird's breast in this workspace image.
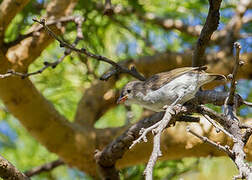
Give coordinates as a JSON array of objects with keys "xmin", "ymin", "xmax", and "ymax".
[
  {"xmin": 133, "ymin": 73, "xmax": 209, "ymax": 112},
  {"xmin": 143, "ymin": 73, "xmax": 201, "ymax": 104}
]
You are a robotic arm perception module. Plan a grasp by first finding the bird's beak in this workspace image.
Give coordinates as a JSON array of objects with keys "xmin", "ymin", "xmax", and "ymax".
[{"xmin": 117, "ymin": 95, "xmax": 128, "ymax": 104}]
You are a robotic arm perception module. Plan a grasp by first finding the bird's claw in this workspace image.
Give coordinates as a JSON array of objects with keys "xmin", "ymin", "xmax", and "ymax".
[
  {"xmin": 173, "ymin": 104, "xmax": 183, "ymax": 112},
  {"xmin": 163, "ymin": 105, "xmax": 176, "ymax": 115},
  {"xmin": 163, "ymin": 104, "xmax": 183, "ymax": 115}
]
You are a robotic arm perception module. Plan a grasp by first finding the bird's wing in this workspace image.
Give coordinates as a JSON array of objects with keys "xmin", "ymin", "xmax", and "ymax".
[{"xmin": 144, "ymin": 66, "xmax": 207, "ymax": 91}]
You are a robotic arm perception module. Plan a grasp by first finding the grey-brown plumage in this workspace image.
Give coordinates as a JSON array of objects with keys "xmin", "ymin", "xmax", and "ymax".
[{"xmin": 118, "ymin": 66, "xmax": 225, "ymax": 112}]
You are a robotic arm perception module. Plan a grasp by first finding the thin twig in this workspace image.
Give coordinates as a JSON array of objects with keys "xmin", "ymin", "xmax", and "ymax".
[
  {"xmin": 196, "ymin": 105, "xmax": 227, "ymax": 126},
  {"xmin": 33, "ymin": 18, "xmax": 145, "ymax": 81},
  {"xmin": 24, "ymin": 159, "xmax": 64, "ymax": 177},
  {"xmin": 243, "ymin": 100, "xmax": 252, "ymax": 107},
  {"xmin": 6, "ymin": 52, "xmax": 70, "ymax": 79},
  {"xmin": 222, "ymin": 42, "xmax": 252, "ymax": 179},
  {"xmin": 202, "ymin": 114, "xmax": 235, "ymax": 140},
  {"xmin": 144, "ymin": 106, "xmax": 175, "ymax": 179},
  {"xmin": 187, "ymin": 127, "xmax": 234, "ymax": 157},
  {"xmin": 227, "ymin": 42, "xmax": 242, "ymax": 105},
  {"xmin": 129, "ymin": 121, "xmax": 162, "ymax": 149},
  {"xmin": 0, "ymin": 16, "xmax": 85, "ymax": 79},
  {"xmin": 239, "ymin": 124, "xmax": 252, "ymax": 129},
  {"xmin": 5, "ymin": 16, "xmax": 80, "ymax": 48}
]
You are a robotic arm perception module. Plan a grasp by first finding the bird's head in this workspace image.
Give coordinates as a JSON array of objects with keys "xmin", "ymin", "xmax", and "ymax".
[{"xmin": 117, "ymin": 81, "xmax": 143, "ymax": 104}]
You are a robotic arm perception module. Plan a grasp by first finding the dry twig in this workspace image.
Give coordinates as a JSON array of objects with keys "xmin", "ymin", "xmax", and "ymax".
[
  {"xmin": 222, "ymin": 42, "xmax": 252, "ymax": 179},
  {"xmin": 226, "ymin": 42, "xmax": 243, "ymax": 105},
  {"xmin": 0, "ymin": 16, "xmax": 85, "ymax": 79},
  {"xmin": 187, "ymin": 127, "xmax": 234, "ymax": 157},
  {"xmin": 202, "ymin": 114, "xmax": 234, "ymax": 139},
  {"xmin": 0, "ymin": 17, "xmax": 145, "ymax": 81},
  {"xmin": 33, "ymin": 18, "xmax": 145, "ymax": 81},
  {"xmin": 143, "ymin": 106, "xmax": 175, "ymax": 179}
]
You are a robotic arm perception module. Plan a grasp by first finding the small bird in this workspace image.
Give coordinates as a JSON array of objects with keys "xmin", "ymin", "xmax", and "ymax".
[{"xmin": 117, "ymin": 66, "xmax": 225, "ymax": 112}]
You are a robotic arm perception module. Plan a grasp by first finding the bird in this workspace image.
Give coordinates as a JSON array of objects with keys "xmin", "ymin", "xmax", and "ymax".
[{"xmin": 117, "ymin": 66, "xmax": 226, "ymax": 112}]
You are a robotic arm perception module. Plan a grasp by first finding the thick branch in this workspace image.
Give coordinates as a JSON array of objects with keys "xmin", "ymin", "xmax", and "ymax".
[
  {"xmin": 0, "ymin": 155, "xmax": 30, "ymax": 180},
  {"xmin": 5, "ymin": 0, "xmax": 78, "ymax": 71},
  {"xmin": 131, "ymin": 51, "xmax": 252, "ymax": 78},
  {"xmin": 4, "ymin": 16, "xmax": 85, "ymax": 79},
  {"xmin": 74, "ymin": 79, "xmax": 117, "ymax": 126},
  {"xmin": 192, "ymin": 0, "xmax": 222, "ymax": 66},
  {"xmin": 0, "ymin": 0, "xmax": 30, "ymax": 43}
]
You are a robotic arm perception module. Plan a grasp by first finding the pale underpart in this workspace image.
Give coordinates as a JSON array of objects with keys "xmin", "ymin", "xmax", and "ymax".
[{"xmin": 126, "ymin": 72, "xmax": 216, "ymax": 112}]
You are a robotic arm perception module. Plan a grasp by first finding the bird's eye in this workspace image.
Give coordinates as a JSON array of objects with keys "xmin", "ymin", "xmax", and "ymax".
[{"xmin": 127, "ymin": 89, "xmax": 131, "ymax": 93}]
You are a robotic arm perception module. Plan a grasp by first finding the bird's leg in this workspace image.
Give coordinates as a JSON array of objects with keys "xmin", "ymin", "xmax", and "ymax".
[{"xmin": 163, "ymin": 95, "xmax": 183, "ymax": 115}]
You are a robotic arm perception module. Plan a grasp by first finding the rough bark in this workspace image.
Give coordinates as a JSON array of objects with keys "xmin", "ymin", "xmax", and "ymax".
[{"xmin": 0, "ymin": 155, "xmax": 30, "ymax": 180}]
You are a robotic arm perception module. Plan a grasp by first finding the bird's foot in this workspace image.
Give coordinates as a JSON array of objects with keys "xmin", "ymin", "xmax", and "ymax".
[
  {"xmin": 163, "ymin": 105, "xmax": 175, "ymax": 115},
  {"xmin": 173, "ymin": 104, "xmax": 183, "ymax": 113},
  {"xmin": 163, "ymin": 104, "xmax": 183, "ymax": 115}
]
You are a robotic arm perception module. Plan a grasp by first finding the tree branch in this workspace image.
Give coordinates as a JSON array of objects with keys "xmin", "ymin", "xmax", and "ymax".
[
  {"xmin": 24, "ymin": 159, "xmax": 64, "ymax": 177},
  {"xmin": 3, "ymin": 16, "xmax": 85, "ymax": 79},
  {"xmin": 5, "ymin": 16, "xmax": 80, "ymax": 48},
  {"xmin": 32, "ymin": 18, "xmax": 145, "ymax": 81},
  {"xmin": 0, "ymin": 155, "xmax": 30, "ymax": 180},
  {"xmin": 4, "ymin": 0, "xmax": 78, "ymax": 71},
  {"xmin": 192, "ymin": 0, "xmax": 222, "ymax": 66},
  {"xmin": 143, "ymin": 105, "xmax": 180, "ymax": 179},
  {"xmin": 222, "ymin": 42, "xmax": 252, "ymax": 179},
  {"xmin": 187, "ymin": 127, "xmax": 234, "ymax": 157},
  {"xmin": 226, "ymin": 42, "xmax": 242, "ymax": 105},
  {"xmin": 0, "ymin": 0, "xmax": 30, "ymax": 44}
]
